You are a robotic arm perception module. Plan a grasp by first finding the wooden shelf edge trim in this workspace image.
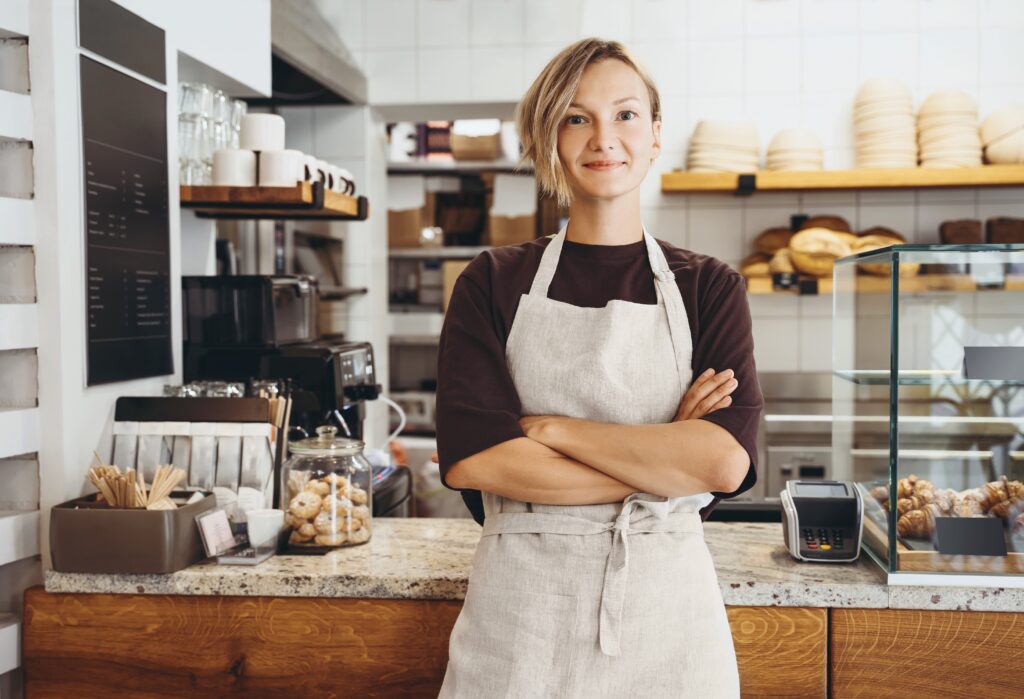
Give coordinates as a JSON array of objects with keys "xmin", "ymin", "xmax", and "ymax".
[
  {"xmin": 662, "ymin": 165, "xmax": 1024, "ymax": 193},
  {"xmin": 180, "ymin": 183, "xmax": 368, "ymax": 221}
]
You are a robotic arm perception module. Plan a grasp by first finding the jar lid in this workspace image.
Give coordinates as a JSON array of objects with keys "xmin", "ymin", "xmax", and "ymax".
[{"xmin": 289, "ymin": 425, "xmax": 364, "ymax": 457}]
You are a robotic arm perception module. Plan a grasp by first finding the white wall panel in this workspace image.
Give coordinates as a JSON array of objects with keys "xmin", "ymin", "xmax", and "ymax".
[
  {"xmin": 0, "ymin": 197, "xmax": 33, "ymax": 245},
  {"xmin": 0, "ymin": 614, "xmax": 20, "ymax": 675},
  {"xmin": 0, "ymin": 305, "xmax": 37, "ymax": 351},
  {"xmin": 0, "ymin": 510, "xmax": 39, "ymax": 568},
  {"xmin": 0, "ymin": 408, "xmax": 38, "ymax": 460},
  {"xmin": 0, "ymin": 91, "xmax": 30, "ymax": 141}
]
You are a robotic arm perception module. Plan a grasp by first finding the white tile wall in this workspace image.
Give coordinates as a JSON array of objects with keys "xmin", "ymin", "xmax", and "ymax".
[{"xmin": 311, "ymin": 0, "xmax": 1024, "ymax": 375}]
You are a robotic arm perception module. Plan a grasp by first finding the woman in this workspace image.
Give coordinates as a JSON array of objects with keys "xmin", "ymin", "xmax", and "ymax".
[{"xmin": 435, "ymin": 38, "xmax": 762, "ymax": 698}]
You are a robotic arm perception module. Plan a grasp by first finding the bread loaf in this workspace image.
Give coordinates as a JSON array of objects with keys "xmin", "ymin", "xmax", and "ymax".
[
  {"xmin": 852, "ymin": 232, "xmax": 919, "ymax": 276},
  {"xmin": 799, "ymin": 215, "xmax": 851, "ymax": 233},
  {"xmin": 740, "ymin": 252, "xmax": 771, "ymax": 277},
  {"xmin": 788, "ymin": 227, "xmax": 852, "ymax": 276},
  {"xmin": 859, "ymin": 226, "xmax": 906, "ymax": 243},
  {"xmin": 986, "ymin": 217, "xmax": 1024, "ymax": 244},
  {"xmin": 768, "ymin": 248, "xmax": 795, "ymax": 274},
  {"xmin": 939, "ymin": 219, "xmax": 982, "ymax": 244},
  {"xmin": 753, "ymin": 227, "xmax": 793, "ymax": 254}
]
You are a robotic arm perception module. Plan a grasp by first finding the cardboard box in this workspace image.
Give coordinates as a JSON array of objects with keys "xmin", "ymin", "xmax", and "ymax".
[
  {"xmin": 487, "ymin": 213, "xmax": 535, "ymax": 247},
  {"xmin": 443, "ymin": 260, "xmax": 471, "ymax": 313},
  {"xmin": 450, "ymin": 132, "xmax": 500, "ymax": 161},
  {"xmin": 388, "ymin": 208, "xmax": 422, "ymax": 248}
]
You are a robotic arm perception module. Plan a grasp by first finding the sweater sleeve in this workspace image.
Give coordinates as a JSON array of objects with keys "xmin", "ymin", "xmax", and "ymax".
[
  {"xmin": 690, "ymin": 268, "xmax": 763, "ymax": 499},
  {"xmin": 435, "ymin": 260, "xmax": 525, "ymax": 492}
]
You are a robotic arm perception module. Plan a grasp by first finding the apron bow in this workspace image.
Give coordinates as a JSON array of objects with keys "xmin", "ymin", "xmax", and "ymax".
[{"xmin": 599, "ymin": 496, "xmax": 680, "ymax": 656}]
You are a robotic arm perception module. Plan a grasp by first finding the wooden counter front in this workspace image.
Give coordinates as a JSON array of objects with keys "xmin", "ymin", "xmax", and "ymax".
[{"xmin": 23, "ymin": 589, "xmax": 825, "ymax": 698}]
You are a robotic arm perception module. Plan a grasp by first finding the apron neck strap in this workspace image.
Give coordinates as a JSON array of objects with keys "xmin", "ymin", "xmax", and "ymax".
[
  {"xmin": 529, "ymin": 224, "xmax": 670, "ymax": 297},
  {"xmin": 527, "ymin": 221, "xmax": 694, "ymax": 400}
]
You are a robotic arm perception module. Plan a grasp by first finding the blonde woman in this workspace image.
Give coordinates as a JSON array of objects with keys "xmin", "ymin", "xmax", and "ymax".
[{"xmin": 436, "ymin": 38, "xmax": 762, "ymax": 697}]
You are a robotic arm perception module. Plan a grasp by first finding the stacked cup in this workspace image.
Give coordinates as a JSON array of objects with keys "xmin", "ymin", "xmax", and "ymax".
[
  {"xmin": 980, "ymin": 105, "xmax": 1024, "ymax": 165},
  {"xmin": 686, "ymin": 121, "xmax": 759, "ymax": 172},
  {"xmin": 917, "ymin": 91, "xmax": 982, "ymax": 168},
  {"xmin": 854, "ymin": 78, "xmax": 917, "ymax": 169},
  {"xmin": 765, "ymin": 129, "xmax": 824, "ymax": 171}
]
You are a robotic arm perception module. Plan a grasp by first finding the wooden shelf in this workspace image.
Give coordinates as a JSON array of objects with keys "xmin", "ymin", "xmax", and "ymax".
[
  {"xmin": 180, "ymin": 182, "xmax": 368, "ymax": 220},
  {"xmin": 388, "ymin": 246, "xmax": 489, "ymax": 259},
  {"xmin": 387, "ymin": 158, "xmax": 530, "ymax": 174},
  {"xmin": 319, "ymin": 286, "xmax": 368, "ymax": 301},
  {"xmin": 746, "ymin": 274, "xmax": 1024, "ymax": 295},
  {"xmin": 662, "ymin": 165, "xmax": 1024, "ymax": 195}
]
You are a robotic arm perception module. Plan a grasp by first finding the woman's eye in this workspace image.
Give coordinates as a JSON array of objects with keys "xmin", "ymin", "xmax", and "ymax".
[
  {"xmin": 619, "ymin": 110, "xmax": 638, "ymax": 120},
  {"xmin": 566, "ymin": 115, "xmax": 585, "ymax": 125}
]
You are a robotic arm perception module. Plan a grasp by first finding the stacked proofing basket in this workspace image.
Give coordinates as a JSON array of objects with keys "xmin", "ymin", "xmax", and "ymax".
[
  {"xmin": 981, "ymin": 105, "xmax": 1024, "ymax": 164},
  {"xmin": 854, "ymin": 78, "xmax": 918, "ymax": 168},
  {"xmin": 686, "ymin": 121, "xmax": 760, "ymax": 172},
  {"xmin": 917, "ymin": 91, "xmax": 982, "ymax": 168}
]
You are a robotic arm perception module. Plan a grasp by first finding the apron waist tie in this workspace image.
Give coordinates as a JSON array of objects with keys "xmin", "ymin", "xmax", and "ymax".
[{"xmin": 481, "ymin": 498, "xmax": 704, "ymax": 657}]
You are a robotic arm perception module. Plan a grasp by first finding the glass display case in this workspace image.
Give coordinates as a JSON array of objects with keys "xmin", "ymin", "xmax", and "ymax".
[{"xmin": 833, "ymin": 244, "xmax": 1024, "ymax": 584}]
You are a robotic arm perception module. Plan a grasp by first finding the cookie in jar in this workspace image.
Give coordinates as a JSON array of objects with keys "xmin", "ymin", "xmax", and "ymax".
[{"xmin": 282, "ymin": 425, "xmax": 372, "ymax": 552}]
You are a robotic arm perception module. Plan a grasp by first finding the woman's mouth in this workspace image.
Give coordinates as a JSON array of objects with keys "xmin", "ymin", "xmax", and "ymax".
[{"xmin": 583, "ymin": 161, "xmax": 625, "ymax": 171}]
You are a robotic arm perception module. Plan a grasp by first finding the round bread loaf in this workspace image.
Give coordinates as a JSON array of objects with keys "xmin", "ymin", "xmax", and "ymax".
[
  {"xmin": 799, "ymin": 215, "xmax": 852, "ymax": 233},
  {"xmin": 754, "ymin": 227, "xmax": 793, "ymax": 254},
  {"xmin": 859, "ymin": 226, "xmax": 906, "ymax": 242},
  {"xmin": 789, "ymin": 227, "xmax": 852, "ymax": 276},
  {"xmin": 852, "ymin": 234, "xmax": 919, "ymax": 276},
  {"xmin": 741, "ymin": 252, "xmax": 771, "ymax": 277}
]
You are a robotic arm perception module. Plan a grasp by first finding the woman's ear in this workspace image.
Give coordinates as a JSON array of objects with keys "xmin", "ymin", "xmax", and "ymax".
[{"xmin": 651, "ymin": 119, "xmax": 662, "ymax": 161}]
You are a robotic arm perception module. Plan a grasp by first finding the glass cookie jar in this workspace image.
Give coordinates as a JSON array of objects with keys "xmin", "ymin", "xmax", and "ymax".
[{"xmin": 281, "ymin": 425, "xmax": 372, "ymax": 552}]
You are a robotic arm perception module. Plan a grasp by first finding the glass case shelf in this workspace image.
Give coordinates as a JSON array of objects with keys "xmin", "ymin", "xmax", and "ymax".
[{"xmin": 833, "ymin": 369, "xmax": 1024, "ymax": 386}]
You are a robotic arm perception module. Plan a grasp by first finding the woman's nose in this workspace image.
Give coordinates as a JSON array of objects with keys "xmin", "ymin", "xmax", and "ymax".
[{"xmin": 588, "ymin": 120, "xmax": 616, "ymax": 151}]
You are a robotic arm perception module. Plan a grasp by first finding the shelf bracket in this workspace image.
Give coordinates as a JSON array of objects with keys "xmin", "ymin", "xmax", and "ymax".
[{"xmin": 736, "ymin": 173, "xmax": 757, "ymax": 196}]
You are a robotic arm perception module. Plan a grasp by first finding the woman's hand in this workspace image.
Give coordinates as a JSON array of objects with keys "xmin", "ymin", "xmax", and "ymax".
[{"xmin": 674, "ymin": 368, "xmax": 738, "ymax": 421}]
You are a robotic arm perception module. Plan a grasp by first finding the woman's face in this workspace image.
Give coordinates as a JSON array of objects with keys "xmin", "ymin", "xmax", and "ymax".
[{"xmin": 557, "ymin": 58, "xmax": 661, "ymax": 203}]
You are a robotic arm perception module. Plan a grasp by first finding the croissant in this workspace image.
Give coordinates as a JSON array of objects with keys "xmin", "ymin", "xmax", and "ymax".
[
  {"xmin": 870, "ymin": 485, "xmax": 890, "ymax": 508},
  {"xmin": 897, "ymin": 494, "xmax": 930, "ymax": 515},
  {"xmin": 982, "ymin": 477, "xmax": 1024, "ymax": 519},
  {"xmin": 897, "ymin": 504, "xmax": 941, "ymax": 538}
]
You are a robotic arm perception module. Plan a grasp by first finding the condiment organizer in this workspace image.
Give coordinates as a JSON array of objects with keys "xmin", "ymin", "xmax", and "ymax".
[{"xmin": 111, "ymin": 397, "xmax": 283, "ymax": 523}]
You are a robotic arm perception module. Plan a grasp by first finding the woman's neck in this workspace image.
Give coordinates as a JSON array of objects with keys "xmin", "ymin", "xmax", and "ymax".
[{"xmin": 565, "ymin": 192, "xmax": 643, "ymax": 245}]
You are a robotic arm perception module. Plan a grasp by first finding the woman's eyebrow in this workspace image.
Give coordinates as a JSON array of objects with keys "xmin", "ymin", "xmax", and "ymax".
[{"xmin": 568, "ymin": 96, "xmax": 641, "ymax": 110}]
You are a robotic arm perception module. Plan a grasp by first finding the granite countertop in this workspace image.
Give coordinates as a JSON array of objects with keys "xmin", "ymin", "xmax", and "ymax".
[{"xmin": 44, "ymin": 519, "xmax": 1024, "ymax": 612}]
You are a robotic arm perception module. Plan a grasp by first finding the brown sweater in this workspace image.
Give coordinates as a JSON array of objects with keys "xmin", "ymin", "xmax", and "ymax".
[{"xmin": 436, "ymin": 235, "xmax": 763, "ymax": 524}]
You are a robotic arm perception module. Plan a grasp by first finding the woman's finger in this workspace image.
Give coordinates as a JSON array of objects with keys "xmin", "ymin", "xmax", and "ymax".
[
  {"xmin": 695, "ymin": 378, "xmax": 738, "ymax": 415},
  {"xmin": 679, "ymin": 370, "xmax": 734, "ymax": 419}
]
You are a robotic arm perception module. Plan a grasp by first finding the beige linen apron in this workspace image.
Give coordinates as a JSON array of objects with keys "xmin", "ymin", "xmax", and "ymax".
[{"xmin": 439, "ymin": 227, "xmax": 740, "ymax": 699}]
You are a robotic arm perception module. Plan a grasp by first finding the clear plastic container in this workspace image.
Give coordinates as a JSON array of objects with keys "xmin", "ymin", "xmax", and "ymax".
[{"xmin": 281, "ymin": 425, "xmax": 372, "ymax": 552}]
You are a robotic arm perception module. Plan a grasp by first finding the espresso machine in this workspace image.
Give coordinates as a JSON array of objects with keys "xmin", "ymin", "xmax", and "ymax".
[{"xmin": 182, "ymin": 275, "xmax": 412, "ymax": 516}]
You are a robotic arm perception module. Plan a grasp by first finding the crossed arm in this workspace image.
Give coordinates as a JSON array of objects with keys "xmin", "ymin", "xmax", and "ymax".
[{"xmin": 444, "ymin": 369, "xmax": 750, "ymax": 504}]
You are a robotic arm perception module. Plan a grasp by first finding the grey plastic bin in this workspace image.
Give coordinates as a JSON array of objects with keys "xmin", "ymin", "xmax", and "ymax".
[{"xmin": 49, "ymin": 492, "xmax": 216, "ymax": 574}]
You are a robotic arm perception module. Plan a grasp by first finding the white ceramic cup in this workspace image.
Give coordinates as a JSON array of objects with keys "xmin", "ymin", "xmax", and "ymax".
[
  {"xmin": 246, "ymin": 508, "xmax": 284, "ymax": 547},
  {"xmin": 212, "ymin": 149, "xmax": 256, "ymax": 186},
  {"xmin": 239, "ymin": 113, "xmax": 286, "ymax": 151},
  {"xmin": 303, "ymin": 154, "xmax": 319, "ymax": 183},
  {"xmin": 259, "ymin": 149, "xmax": 304, "ymax": 187}
]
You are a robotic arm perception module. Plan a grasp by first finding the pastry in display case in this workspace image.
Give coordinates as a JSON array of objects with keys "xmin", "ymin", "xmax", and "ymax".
[{"xmin": 832, "ymin": 243, "xmax": 1024, "ymax": 582}]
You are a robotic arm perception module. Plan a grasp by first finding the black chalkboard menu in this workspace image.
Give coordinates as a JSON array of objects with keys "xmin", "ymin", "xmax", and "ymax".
[{"xmin": 81, "ymin": 56, "xmax": 173, "ymax": 385}]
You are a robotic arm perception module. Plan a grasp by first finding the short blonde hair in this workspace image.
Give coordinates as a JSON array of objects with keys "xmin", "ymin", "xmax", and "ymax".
[{"xmin": 515, "ymin": 39, "xmax": 661, "ymax": 207}]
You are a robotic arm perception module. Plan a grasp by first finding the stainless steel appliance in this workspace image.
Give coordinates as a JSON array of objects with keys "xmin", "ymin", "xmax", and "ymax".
[{"xmin": 183, "ymin": 275, "xmax": 319, "ymax": 347}]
